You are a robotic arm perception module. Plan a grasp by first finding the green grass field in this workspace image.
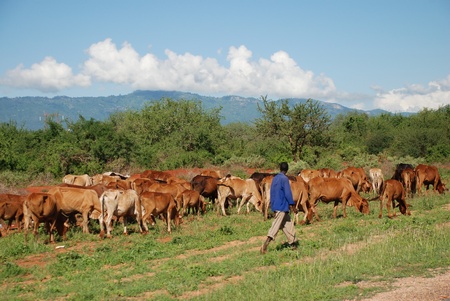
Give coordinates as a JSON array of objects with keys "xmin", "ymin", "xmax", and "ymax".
[{"xmin": 1, "ymin": 190, "xmax": 449, "ymax": 301}]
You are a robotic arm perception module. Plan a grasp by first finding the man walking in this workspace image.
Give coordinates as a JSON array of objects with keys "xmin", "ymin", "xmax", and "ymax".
[{"xmin": 260, "ymin": 162, "xmax": 298, "ymax": 254}]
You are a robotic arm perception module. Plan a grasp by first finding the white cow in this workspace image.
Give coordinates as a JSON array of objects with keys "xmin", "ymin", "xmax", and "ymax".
[
  {"xmin": 98, "ymin": 189, "xmax": 144, "ymax": 238},
  {"xmin": 369, "ymin": 168, "xmax": 384, "ymax": 195}
]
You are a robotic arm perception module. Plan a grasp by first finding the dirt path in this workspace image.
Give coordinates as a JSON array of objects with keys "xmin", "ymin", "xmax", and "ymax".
[{"xmin": 357, "ymin": 269, "xmax": 450, "ymax": 301}]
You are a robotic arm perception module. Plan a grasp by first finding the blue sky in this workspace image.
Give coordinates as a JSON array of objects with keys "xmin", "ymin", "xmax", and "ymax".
[{"xmin": 0, "ymin": 0, "xmax": 449, "ymax": 112}]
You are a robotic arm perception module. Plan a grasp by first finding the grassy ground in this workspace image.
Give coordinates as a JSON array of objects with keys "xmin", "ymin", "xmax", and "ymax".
[{"xmin": 1, "ymin": 190, "xmax": 449, "ymax": 301}]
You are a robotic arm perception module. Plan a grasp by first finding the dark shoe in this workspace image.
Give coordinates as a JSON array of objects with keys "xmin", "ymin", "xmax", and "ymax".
[
  {"xmin": 289, "ymin": 241, "xmax": 299, "ymax": 250},
  {"xmin": 260, "ymin": 237, "xmax": 272, "ymax": 254}
]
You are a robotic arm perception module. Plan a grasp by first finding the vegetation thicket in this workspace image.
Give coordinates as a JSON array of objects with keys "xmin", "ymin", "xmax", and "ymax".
[{"xmin": 1, "ymin": 96, "xmax": 450, "ymax": 187}]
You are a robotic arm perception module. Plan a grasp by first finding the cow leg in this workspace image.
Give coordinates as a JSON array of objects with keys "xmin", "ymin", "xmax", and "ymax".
[
  {"xmin": 105, "ymin": 212, "xmax": 114, "ymax": 238},
  {"xmin": 332, "ymin": 201, "xmax": 339, "ymax": 218},
  {"xmin": 386, "ymin": 196, "xmax": 393, "ymax": 218},
  {"xmin": 122, "ymin": 216, "xmax": 128, "ymax": 235},
  {"xmin": 166, "ymin": 211, "xmax": 171, "ymax": 233},
  {"xmin": 379, "ymin": 197, "xmax": 384, "ymax": 218},
  {"xmin": 81, "ymin": 211, "xmax": 90, "ymax": 234}
]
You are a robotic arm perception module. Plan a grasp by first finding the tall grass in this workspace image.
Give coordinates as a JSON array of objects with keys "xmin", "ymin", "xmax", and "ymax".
[{"xmin": 0, "ymin": 192, "xmax": 449, "ymax": 300}]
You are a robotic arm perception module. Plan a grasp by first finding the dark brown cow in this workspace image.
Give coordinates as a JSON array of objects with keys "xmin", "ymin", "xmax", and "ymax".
[
  {"xmin": 400, "ymin": 168, "xmax": 416, "ymax": 198},
  {"xmin": 180, "ymin": 189, "xmax": 206, "ymax": 216},
  {"xmin": 377, "ymin": 179, "xmax": 411, "ymax": 219},
  {"xmin": 339, "ymin": 167, "xmax": 371, "ymax": 194},
  {"xmin": 140, "ymin": 191, "xmax": 180, "ymax": 233},
  {"xmin": 308, "ymin": 177, "xmax": 370, "ymax": 221},
  {"xmin": 391, "ymin": 163, "xmax": 415, "ymax": 181},
  {"xmin": 23, "ymin": 192, "xmax": 65, "ymax": 243},
  {"xmin": 191, "ymin": 175, "xmax": 219, "ymax": 203},
  {"xmin": 48, "ymin": 186, "xmax": 101, "ymax": 234},
  {"xmin": 0, "ymin": 194, "xmax": 25, "ymax": 233},
  {"xmin": 415, "ymin": 164, "xmax": 447, "ymax": 195}
]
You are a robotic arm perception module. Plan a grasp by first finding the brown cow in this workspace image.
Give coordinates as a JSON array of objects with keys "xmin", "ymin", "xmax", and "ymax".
[
  {"xmin": 48, "ymin": 186, "xmax": 101, "ymax": 234},
  {"xmin": 400, "ymin": 168, "xmax": 416, "ymax": 198},
  {"xmin": 140, "ymin": 170, "xmax": 173, "ymax": 182},
  {"xmin": 200, "ymin": 169, "xmax": 223, "ymax": 179},
  {"xmin": 0, "ymin": 194, "xmax": 25, "ymax": 233},
  {"xmin": 377, "ymin": 179, "xmax": 411, "ymax": 218},
  {"xmin": 290, "ymin": 176, "xmax": 313, "ymax": 225},
  {"xmin": 131, "ymin": 178, "xmax": 157, "ymax": 196},
  {"xmin": 146, "ymin": 182, "xmax": 186, "ymax": 207},
  {"xmin": 339, "ymin": 167, "xmax": 371, "ymax": 194},
  {"xmin": 318, "ymin": 168, "xmax": 338, "ymax": 178},
  {"xmin": 98, "ymin": 189, "xmax": 144, "ymax": 238},
  {"xmin": 180, "ymin": 190, "xmax": 206, "ymax": 216},
  {"xmin": 260, "ymin": 174, "xmax": 275, "ymax": 220},
  {"xmin": 23, "ymin": 192, "xmax": 65, "ymax": 243},
  {"xmin": 217, "ymin": 175, "xmax": 262, "ymax": 216},
  {"xmin": 140, "ymin": 191, "xmax": 180, "ymax": 233},
  {"xmin": 369, "ymin": 168, "xmax": 384, "ymax": 195},
  {"xmin": 308, "ymin": 177, "xmax": 370, "ymax": 221},
  {"xmin": 415, "ymin": 164, "xmax": 447, "ymax": 195}
]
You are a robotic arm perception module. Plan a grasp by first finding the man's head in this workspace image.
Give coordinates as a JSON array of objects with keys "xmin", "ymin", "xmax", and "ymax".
[{"xmin": 280, "ymin": 162, "xmax": 289, "ymax": 173}]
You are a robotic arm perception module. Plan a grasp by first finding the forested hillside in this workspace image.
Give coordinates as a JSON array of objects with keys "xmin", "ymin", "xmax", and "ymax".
[{"xmin": 0, "ymin": 90, "xmax": 391, "ymax": 130}]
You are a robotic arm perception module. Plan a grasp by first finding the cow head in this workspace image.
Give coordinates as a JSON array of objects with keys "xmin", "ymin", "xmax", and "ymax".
[
  {"xmin": 358, "ymin": 198, "xmax": 370, "ymax": 214},
  {"xmin": 395, "ymin": 202, "xmax": 411, "ymax": 216},
  {"xmin": 437, "ymin": 181, "xmax": 447, "ymax": 194}
]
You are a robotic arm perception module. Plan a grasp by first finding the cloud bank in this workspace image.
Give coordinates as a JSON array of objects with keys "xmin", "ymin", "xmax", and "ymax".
[{"xmin": 1, "ymin": 38, "xmax": 449, "ymax": 112}]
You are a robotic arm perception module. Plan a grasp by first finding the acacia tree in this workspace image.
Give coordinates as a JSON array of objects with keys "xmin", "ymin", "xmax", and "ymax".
[{"xmin": 255, "ymin": 96, "xmax": 331, "ymax": 162}]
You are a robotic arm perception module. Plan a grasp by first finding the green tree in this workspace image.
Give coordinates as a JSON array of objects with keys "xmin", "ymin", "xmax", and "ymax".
[{"xmin": 255, "ymin": 96, "xmax": 331, "ymax": 162}]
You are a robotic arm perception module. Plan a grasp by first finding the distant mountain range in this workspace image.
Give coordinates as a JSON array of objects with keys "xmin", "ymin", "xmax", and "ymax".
[{"xmin": 0, "ymin": 90, "xmax": 393, "ymax": 130}]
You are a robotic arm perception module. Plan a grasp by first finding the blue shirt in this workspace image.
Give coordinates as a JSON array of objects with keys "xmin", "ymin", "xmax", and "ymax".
[{"xmin": 270, "ymin": 172, "xmax": 295, "ymax": 212}]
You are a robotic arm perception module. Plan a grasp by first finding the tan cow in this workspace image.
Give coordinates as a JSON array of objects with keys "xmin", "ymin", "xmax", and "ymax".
[
  {"xmin": 260, "ymin": 174, "xmax": 274, "ymax": 220},
  {"xmin": 217, "ymin": 175, "xmax": 262, "ymax": 216},
  {"xmin": 308, "ymin": 177, "xmax": 370, "ymax": 221},
  {"xmin": 369, "ymin": 168, "xmax": 384, "ymax": 195},
  {"xmin": 48, "ymin": 186, "xmax": 100, "ymax": 234},
  {"xmin": 400, "ymin": 168, "xmax": 416, "ymax": 198},
  {"xmin": 140, "ymin": 191, "xmax": 181, "ymax": 233},
  {"xmin": 98, "ymin": 189, "xmax": 144, "ymax": 238},
  {"xmin": 298, "ymin": 169, "xmax": 322, "ymax": 183},
  {"xmin": 62, "ymin": 174, "xmax": 93, "ymax": 186},
  {"xmin": 377, "ymin": 179, "xmax": 411, "ymax": 219}
]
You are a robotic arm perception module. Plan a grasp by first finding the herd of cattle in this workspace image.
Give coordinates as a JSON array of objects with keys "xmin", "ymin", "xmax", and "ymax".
[{"xmin": 0, "ymin": 163, "xmax": 447, "ymax": 243}]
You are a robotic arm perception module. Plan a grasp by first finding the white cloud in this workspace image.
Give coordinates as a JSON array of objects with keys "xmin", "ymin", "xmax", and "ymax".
[
  {"xmin": 373, "ymin": 75, "xmax": 450, "ymax": 112},
  {"xmin": 81, "ymin": 39, "xmax": 337, "ymax": 99},
  {"xmin": 0, "ymin": 57, "xmax": 90, "ymax": 93}
]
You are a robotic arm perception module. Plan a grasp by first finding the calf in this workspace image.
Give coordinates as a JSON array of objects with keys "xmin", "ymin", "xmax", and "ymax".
[
  {"xmin": 180, "ymin": 189, "xmax": 206, "ymax": 217},
  {"xmin": 377, "ymin": 179, "xmax": 411, "ymax": 219},
  {"xmin": 140, "ymin": 191, "xmax": 180, "ymax": 233}
]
